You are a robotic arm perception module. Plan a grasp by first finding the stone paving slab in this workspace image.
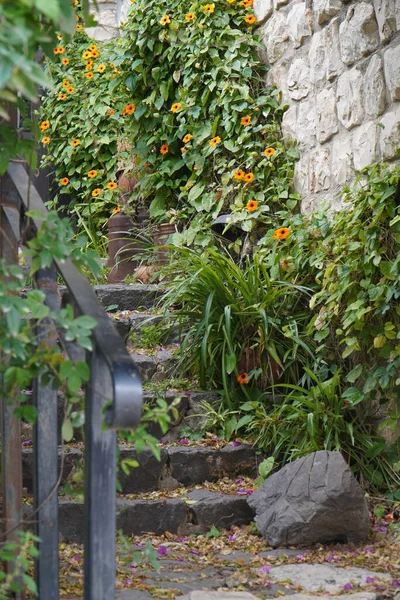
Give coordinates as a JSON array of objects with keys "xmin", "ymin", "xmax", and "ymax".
[{"xmin": 268, "ymin": 564, "xmax": 391, "ymax": 593}]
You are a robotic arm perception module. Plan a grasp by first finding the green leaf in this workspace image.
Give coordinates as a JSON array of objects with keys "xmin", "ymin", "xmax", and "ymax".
[
  {"xmin": 345, "ymin": 364, "xmax": 363, "ymax": 383},
  {"xmin": 188, "ymin": 184, "xmax": 205, "ymax": 203},
  {"xmin": 62, "ymin": 418, "xmax": 74, "ymax": 442},
  {"xmin": 225, "ymin": 353, "xmax": 236, "ymax": 374}
]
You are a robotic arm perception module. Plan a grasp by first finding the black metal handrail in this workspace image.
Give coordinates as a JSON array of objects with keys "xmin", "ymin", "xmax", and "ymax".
[{"xmin": 1, "ymin": 163, "xmax": 143, "ymax": 600}]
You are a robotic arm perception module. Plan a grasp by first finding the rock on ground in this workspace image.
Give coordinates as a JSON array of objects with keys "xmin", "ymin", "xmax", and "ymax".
[{"xmin": 247, "ymin": 451, "xmax": 369, "ymax": 546}]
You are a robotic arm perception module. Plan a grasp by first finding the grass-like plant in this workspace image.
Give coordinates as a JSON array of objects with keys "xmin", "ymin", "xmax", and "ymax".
[{"xmin": 162, "ymin": 247, "xmax": 314, "ymax": 407}]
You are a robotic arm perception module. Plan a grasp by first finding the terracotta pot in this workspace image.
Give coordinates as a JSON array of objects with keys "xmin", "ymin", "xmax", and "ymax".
[
  {"xmin": 153, "ymin": 223, "xmax": 176, "ymax": 264},
  {"xmin": 107, "ymin": 213, "xmax": 144, "ymax": 283}
]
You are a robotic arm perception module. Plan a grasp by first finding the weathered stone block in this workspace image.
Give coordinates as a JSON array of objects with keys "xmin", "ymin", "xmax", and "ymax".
[
  {"xmin": 117, "ymin": 498, "xmax": 188, "ymax": 536},
  {"xmin": 297, "ymin": 99, "xmax": 317, "ymax": 146},
  {"xmin": 352, "ymin": 121, "xmax": 378, "ymax": 171},
  {"xmin": 294, "ymin": 156, "xmax": 309, "ymax": 199},
  {"xmin": 313, "ymin": 0, "xmax": 342, "ymax": 26},
  {"xmin": 379, "ymin": 107, "xmax": 400, "ymax": 160},
  {"xmin": 118, "ymin": 447, "xmax": 168, "ymax": 493},
  {"xmin": 274, "ymin": 0, "xmax": 288, "ymax": 7},
  {"xmin": 373, "ymin": 0, "xmax": 398, "ymax": 43},
  {"xmin": 261, "ymin": 11, "xmax": 290, "ymax": 64},
  {"xmin": 336, "ymin": 68, "xmax": 364, "ymax": 130},
  {"xmin": 309, "ymin": 19, "xmax": 342, "ymax": 88},
  {"xmin": 248, "ymin": 451, "xmax": 369, "ymax": 546},
  {"xmin": 384, "ymin": 44, "xmax": 400, "ymax": 101},
  {"xmin": 287, "ymin": 58, "xmax": 311, "ymax": 100},
  {"xmin": 339, "ymin": 3, "xmax": 379, "ymax": 65},
  {"xmin": 188, "ymin": 490, "xmax": 255, "ymax": 531},
  {"xmin": 331, "ymin": 133, "xmax": 354, "ymax": 188},
  {"xmin": 309, "ymin": 149, "xmax": 331, "ymax": 192},
  {"xmin": 309, "ymin": 30, "xmax": 326, "ymax": 87},
  {"xmin": 286, "ymin": 3, "xmax": 312, "ymax": 48},
  {"xmin": 281, "ymin": 104, "xmax": 297, "ymax": 140},
  {"xmin": 254, "ymin": 0, "xmax": 273, "ymax": 22},
  {"xmin": 364, "ymin": 55, "xmax": 386, "ymax": 118},
  {"xmin": 316, "ymin": 88, "xmax": 338, "ymax": 143}
]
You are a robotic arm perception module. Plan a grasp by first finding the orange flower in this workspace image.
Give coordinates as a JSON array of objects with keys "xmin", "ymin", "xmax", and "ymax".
[
  {"xmin": 209, "ymin": 136, "xmax": 221, "ymax": 147},
  {"xmin": 185, "ymin": 12, "xmax": 195, "ymax": 21},
  {"xmin": 280, "ymin": 258, "xmax": 289, "ymax": 271},
  {"xmin": 244, "ymin": 14, "xmax": 256, "ymax": 23},
  {"xmin": 83, "ymin": 51, "xmax": 92, "ymax": 60},
  {"xmin": 171, "ymin": 102, "xmax": 181, "ymax": 113},
  {"xmin": 183, "ymin": 134, "xmax": 192, "ymax": 143},
  {"xmin": 67, "ymin": 86, "xmax": 74, "ymax": 94},
  {"xmin": 71, "ymin": 139, "xmax": 80, "ymax": 147},
  {"xmin": 89, "ymin": 44, "xmax": 97, "ymax": 52},
  {"xmin": 241, "ymin": 116, "xmax": 251, "ymax": 126},
  {"xmin": 62, "ymin": 80, "xmax": 70, "ymax": 88},
  {"xmin": 41, "ymin": 137, "xmax": 50, "ymax": 144},
  {"xmin": 76, "ymin": 25, "xmax": 83, "ymax": 31},
  {"xmin": 160, "ymin": 15, "xmax": 171, "ymax": 25},
  {"xmin": 86, "ymin": 71, "xmax": 94, "ymax": 79},
  {"xmin": 40, "ymin": 121, "xmax": 50, "ymax": 132},
  {"xmin": 92, "ymin": 188, "xmax": 102, "ymax": 197},
  {"xmin": 74, "ymin": 0, "xmax": 79, "ymax": 5},
  {"xmin": 243, "ymin": 172, "xmax": 254, "ymax": 183},
  {"xmin": 240, "ymin": 0, "xmax": 253, "ymax": 5},
  {"xmin": 88, "ymin": 170, "xmax": 98, "ymax": 178},
  {"xmin": 182, "ymin": 146, "xmax": 187, "ymax": 153},
  {"xmin": 91, "ymin": 50, "xmax": 99, "ymax": 58},
  {"xmin": 233, "ymin": 169, "xmax": 245, "ymax": 181},
  {"xmin": 112, "ymin": 206, "xmax": 121, "ymax": 215},
  {"xmin": 61, "ymin": 58, "xmax": 69, "ymax": 65},
  {"xmin": 246, "ymin": 200, "xmax": 258, "ymax": 212},
  {"xmin": 273, "ymin": 227, "xmax": 291, "ymax": 241},
  {"xmin": 106, "ymin": 182, "xmax": 117, "ymax": 190},
  {"xmin": 160, "ymin": 144, "xmax": 169, "ymax": 155},
  {"xmin": 237, "ymin": 373, "xmax": 248, "ymax": 384},
  {"xmin": 264, "ymin": 147, "xmax": 275, "ymax": 157},
  {"xmin": 122, "ymin": 103, "xmax": 136, "ymax": 116},
  {"xmin": 58, "ymin": 93, "xmax": 67, "ymax": 100},
  {"xmin": 61, "ymin": 177, "xmax": 69, "ymax": 186},
  {"xmin": 204, "ymin": 3, "xmax": 215, "ymax": 13},
  {"xmin": 97, "ymin": 64, "xmax": 106, "ymax": 73},
  {"xmin": 53, "ymin": 46, "xmax": 64, "ymax": 54},
  {"xmin": 107, "ymin": 108, "xmax": 115, "ymax": 116}
]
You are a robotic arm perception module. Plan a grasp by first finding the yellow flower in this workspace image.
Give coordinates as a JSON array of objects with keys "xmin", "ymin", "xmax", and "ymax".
[
  {"xmin": 67, "ymin": 86, "xmax": 74, "ymax": 94},
  {"xmin": 86, "ymin": 72, "xmax": 94, "ymax": 79},
  {"xmin": 246, "ymin": 200, "xmax": 258, "ymax": 212},
  {"xmin": 40, "ymin": 121, "xmax": 50, "ymax": 131},
  {"xmin": 88, "ymin": 170, "xmax": 98, "ymax": 178},
  {"xmin": 89, "ymin": 44, "xmax": 97, "ymax": 52},
  {"xmin": 74, "ymin": 0, "xmax": 79, "ymax": 5},
  {"xmin": 122, "ymin": 103, "xmax": 136, "ymax": 116},
  {"xmin": 58, "ymin": 93, "xmax": 67, "ymax": 100},
  {"xmin": 92, "ymin": 188, "xmax": 102, "ymax": 197},
  {"xmin": 61, "ymin": 177, "xmax": 69, "ymax": 186},
  {"xmin": 97, "ymin": 64, "xmax": 106, "ymax": 73},
  {"xmin": 227, "ymin": 0, "xmax": 235, "ymax": 3},
  {"xmin": 41, "ymin": 137, "xmax": 50, "ymax": 144},
  {"xmin": 56, "ymin": 34, "xmax": 63, "ymax": 40},
  {"xmin": 183, "ymin": 134, "xmax": 192, "ymax": 143},
  {"xmin": 182, "ymin": 146, "xmax": 187, "ymax": 153},
  {"xmin": 106, "ymin": 182, "xmax": 118, "ymax": 190},
  {"xmin": 264, "ymin": 147, "xmax": 275, "ymax": 157},
  {"xmin": 243, "ymin": 172, "xmax": 254, "ymax": 183},
  {"xmin": 233, "ymin": 169, "xmax": 245, "ymax": 181},
  {"xmin": 112, "ymin": 206, "xmax": 121, "ymax": 215},
  {"xmin": 62, "ymin": 80, "xmax": 70, "ymax": 88},
  {"xmin": 53, "ymin": 46, "xmax": 64, "ymax": 55},
  {"xmin": 83, "ymin": 51, "xmax": 92, "ymax": 60},
  {"xmin": 240, "ymin": 0, "xmax": 253, "ymax": 5},
  {"xmin": 61, "ymin": 58, "xmax": 69, "ymax": 66},
  {"xmin": 160, "ymin": 144, "xmax": 169, "ymax": 155},
  {"xmin": 273, "ymin": 227, "xmax": 291, "ymax": 241},
  {"xmin": 76, "ymin": 25, "xmax": 83, "ymax": 31},
  {"xmin": 160, "ymin": 15, "xmax": 171, "ymax": 26},
  {"xmin": 91, "ymin": 50, "xmax": 99, "ymax": 58},
  {"xmin": 244, "ymin": 14, "xmax": 256, "ymax": 23},
  {"xmin": 85, "ymin": 63, "xmax": 93, "ymax": 71},
  {"xmin": 209, "ymin": 136, "xmax": 221, "ymax": 147},
  {"xmin": 241, "ymin": 116, "xmax": 251, "ymax": 126},
  {"xmin": 204, "ymin": 3, "xmax": 215, "ymax": 13},
  {"xmin": 71, "ymin": 139, "xmax": 80, "ymax": 147},
  {"xmin": 109, "ymin": 62, "xmax": 115, "ymax": 69},
  {"xmin": 185, "ymin": 12, "xmax": 195, "ymax": 21},
  {"xmin": 171, "ymin": 102, "xmax": 181, "ymax": 113}
]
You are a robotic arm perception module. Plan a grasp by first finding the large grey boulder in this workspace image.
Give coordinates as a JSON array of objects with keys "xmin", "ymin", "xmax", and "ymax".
[{"xmin": 247, "ymin": 451, "xmax": 369, "ymax": 546}]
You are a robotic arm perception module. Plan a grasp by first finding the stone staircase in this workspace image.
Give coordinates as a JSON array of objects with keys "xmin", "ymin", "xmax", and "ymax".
[{"xmin": 22, "ymin": 284, "xmax": 261, "ymax": 544}]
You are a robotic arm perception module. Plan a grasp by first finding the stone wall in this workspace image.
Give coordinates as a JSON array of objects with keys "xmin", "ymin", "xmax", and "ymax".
[
  {"xmin": 90, "ymin": 0, "xmax": 400, "ymax": 211},
  {"xmin": 254, "ymin": 0, "xmax": 400, "ymax": 210}
]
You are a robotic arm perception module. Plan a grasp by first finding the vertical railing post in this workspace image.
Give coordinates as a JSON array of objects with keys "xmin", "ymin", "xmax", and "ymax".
[
  {"xmin": 84, "ymin": 349, "xmax": 116, "ymax": 600},
  {"xmin": 0, "ymin": 201, "xmax": 24, "ymax": 599},
  {"xmin": 32, "ymin": 263, "xmax": 60, "ymax": 600}
]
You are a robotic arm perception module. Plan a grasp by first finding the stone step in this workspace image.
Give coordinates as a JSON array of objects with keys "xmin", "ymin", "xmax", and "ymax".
[
  {"xmin": 61, "ymin": 284, "xmax": 163, "ymax": 312},
  {"xmin": 113, "ymin": 311, "xmax": 180, "ymax": 345},
  {"xmin": 22, "ymin": 444, "xmax": 260, "ymax": 494},
  {"xmin": 52, "ymin": 489, "xmax": 255, "ymax": 543},
  {"xmin": 127, "ymin": 348, "xmax": 178, "ymax": 383}
]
